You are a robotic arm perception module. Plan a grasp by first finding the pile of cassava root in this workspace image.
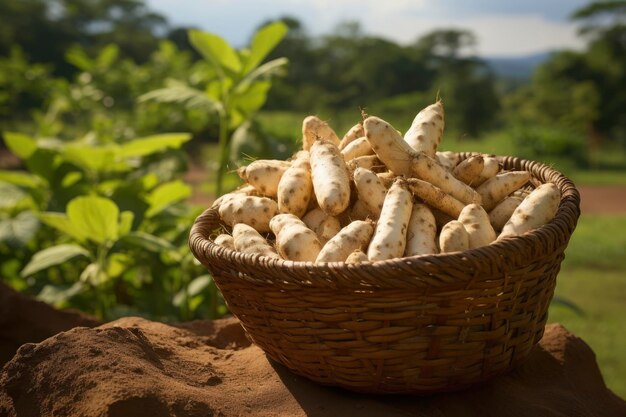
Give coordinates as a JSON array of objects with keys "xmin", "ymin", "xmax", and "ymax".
[{"xmin": 211, "ymin": 101, "xmax": 561, "ymax": 263}]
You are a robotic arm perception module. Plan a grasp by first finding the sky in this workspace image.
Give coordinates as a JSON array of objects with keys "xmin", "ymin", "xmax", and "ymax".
[{"xmin": 144, "ymin": 0, "xmax": 590, "ymax": 57}]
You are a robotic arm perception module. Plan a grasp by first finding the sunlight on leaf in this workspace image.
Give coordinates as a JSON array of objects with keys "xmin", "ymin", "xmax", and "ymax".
[
  {"xmin": 21, "ymin": 244, "xmax": 90, "ymax": 277},
  {"xmin": 3, "ymin": 132, "xmax": 37, "ymax": 159},
  {"xmin": 67, "ymin": 195, "xmax": 120, "ymax": 244},
  {"xmin": 242, "ymin": 21, "xmax": 288, "ymax": 74},
  {"xmin": 189, "ymin": 30, "xmax": 242, "ymax": 74}
]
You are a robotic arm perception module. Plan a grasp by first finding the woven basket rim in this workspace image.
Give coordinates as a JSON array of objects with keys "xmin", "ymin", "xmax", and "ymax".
[{"xmin": 189, "ymin": 154, "xmax": 581, "ymax": 290}]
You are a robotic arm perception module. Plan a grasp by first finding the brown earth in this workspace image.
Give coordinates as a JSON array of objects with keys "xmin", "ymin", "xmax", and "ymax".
[
  {"xmin": 578, "ymin": 185, "xmax": 626, "ymax": 214},
  {"xmin": 2, "ymin": 314, "xmax": 625, "ymax": 417},
  {"xmin": 0, "ymin": 283, "xmax": 100, "ymax": 366}
]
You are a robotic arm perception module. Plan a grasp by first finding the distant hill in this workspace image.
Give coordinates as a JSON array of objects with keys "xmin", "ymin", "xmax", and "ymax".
[{"xmin": 484, "ymin": 51, "xmax": 553, "ymax": 80}]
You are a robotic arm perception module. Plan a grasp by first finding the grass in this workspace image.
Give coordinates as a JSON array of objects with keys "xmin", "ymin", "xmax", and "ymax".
[
  {"xmin": 547, "ymin": 213, "xmax": 626, "ymax": 399},
  {"xmin": 549, "ymin": 268, "xmax": 626, "ymax": 398}
]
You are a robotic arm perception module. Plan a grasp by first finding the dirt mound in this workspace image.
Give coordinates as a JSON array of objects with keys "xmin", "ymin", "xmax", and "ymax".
[
  {"xmin": 0, "ymin": 283, "xmax": 100, "ymax": 366},
  {"xmin": 2, "ymin": 315, "xmax": 624, "ymax": 417}
]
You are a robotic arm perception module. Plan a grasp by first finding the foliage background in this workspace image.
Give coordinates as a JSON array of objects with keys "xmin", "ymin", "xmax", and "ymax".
[{"xmin": 1, "ymin": 0, "xmax": 625, "ymax": 398}]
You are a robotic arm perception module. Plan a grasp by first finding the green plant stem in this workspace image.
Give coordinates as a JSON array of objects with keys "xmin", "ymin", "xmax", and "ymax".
[{"xmin": 215, "ymin": 110, "xmax": 230, "ymax": 197}]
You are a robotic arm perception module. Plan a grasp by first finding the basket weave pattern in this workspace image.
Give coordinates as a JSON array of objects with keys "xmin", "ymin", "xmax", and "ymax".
[{"xmin": 189, "ymin": 155, "xmax": 580, "ymax": 394}]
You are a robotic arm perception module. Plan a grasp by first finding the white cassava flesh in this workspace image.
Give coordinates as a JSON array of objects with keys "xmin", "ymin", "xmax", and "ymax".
[
  {"xmin": 458, "ymin": 204, "xmax": 497, "ymax": 249},
  {"xmin": 498, "ymin": 183, "xmax": 561, "ymax": 240},
  {"xmin": 353, "ymin": 167, "xmax": 387, "ymax": 218},
  {"xmin": 489, "ymin": 196, "xmax": 523, "ymax": 232},
  {"xmin": 404, "ymin": 101, "xmax": 444, "ymax": 157},
  {"xmin": 310, "ymin": 140, "xmax": 351, "ymax": 216},
  {"xmin": 302, "ymin": 116, "xmax": 340, "ymax": 150},
  {"xmin": 214, "ymin": 234, "xmax": 235, "ymax": 250},
  {"xmin": 270, "ymin": 214, "xmax": 322, "ymax": 262},
  {"xmin": 232, "ymin": 223, "xmax": 279, "ymax": 259},
  {"xmin": 237, "ymin": 159, "xmax": 290, "ymax": 197},
  {"xmin": 345, "ymin": 249, "xmax": 369, "ymax": 264},
  {"xmin": 218, "ymin": 195, "xmax": 277, "ymax": 232},
  {"xmin": 439, "ymin": 220, "xmax": 469, "ymax": 253},
  {"xmin": 277, "ymin": 151, "xmax": 312, "ymax": 218},
  {"xmin": 339, "ymin": 123, "xmax": 364, "ymax": 150},
  {"xmin": 405, "ymin": 204, "xmax": 438, "ymax": 256},
  {"xmin": 453, "ymin": 155, "xmax": 484, "ymax": 185},
  {"xmin": 436, "ymin": 151, "xmax": 461, "ymax": 172},
  {"xmin": 367, "ymin": 178, "xmax": 413, "ymax": 261},
  {"xmin": 406, "ymin": 178, "xmax": 466, "ymax": 218},
  {"xmin": 476, "ymin": 171, "xmax": 531, "ymax": 211},
  {"xmin": 302, "ymin": 208, "xmax": 341, "ymax": 244},
  {"xmin": 316, "ymin": 220, "xmax": 374, "ymax": 263},
  {"xmin": 473, "ymin": 156, "xmax": 500, "ymax": 186},
  {"xmin": 341, "ymin": 136, "xmax": 374, "ymax": 161}
]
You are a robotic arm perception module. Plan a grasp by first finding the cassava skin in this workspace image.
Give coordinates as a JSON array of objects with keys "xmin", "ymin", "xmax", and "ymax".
[
  {"xmin": 453, "ymin": 155, "xmax": 484, "ymax": 185},
  {"xmin": 302, "ymin": 116, "xmax": 340, "ymax": 150},
  {"xmin": 473, "ymin": 156, "xmax": 500, "ymax": 186},
  {"xmin": 341, "ymin": 136, "xmax": 374, "ymax": 161},
  {"xmin": 353, "ymin": 167, "xmax": 387, "ymax": 219},
  {"xmin": 213, "ymin": 234, "xmax": 235, "ymax": 251},
  {"xmin": 232, "ymin": 223, "xmax": 279, "ymax": 259},
  {"xmin": 403, "ymin": 101, "xmax": 445, "ymax": 157},
  {"xmin": 476, "ymin": 171, "xmax": 531, "ymax": 211},
  {"xmin": 277, "ymin": 151, "xmax": 312, "ymax": 218},
  {"xmin": 498, "ymin": 183, "xmax": 561, "ymax": 240},
  {"xmin": 310, "ymin": 140, "xmax": 351, "ymax": 216},
  {"xmin": 436, "ymin": 151, "xmax": 461, "ymax": 171},
  {"xmin": 302, "ymin": 208, "xmax": 341, "ymax": 245},
  {"xmin": 237, "ymin": 159, "xmax": 291, "ymax": 198},
  {"xmin": 316, "ymin": 220, "xmax": 374, "ymax": 263},
  {"xmin": 345, "ymin": 249, "xmax": 369, "ymax": 263},
  {"xmin": 489, "ymin": 196, "xmax": 523, "ymax": 232},
  {"xmin": 406, "ymin": 178, "xmax": 466, "ymax": 218},
  {"xmin": 458, "ymin": 204, "xmax": 497, "ymax": 249},
  {"xmin": 364, "ymin": 116, "xmax": 416, "ymax": 176},
  {"xmin": 270, "ymin": 214, "xmax": 321, "ymax": 262},
  {"xmin": 405, "ymin": 204, "xmax": 438, "ymax": 256},
  {"xmin": 339, "ymin": 122, "xmax": 365, "ymax": 150},
  {"xmin": 218, "ymin": 195, "xmax": 277, "ymax": 233},
  {"xmin": 439, "ymin": 220, "xmax": 470, "ymax": 253},
  {"xmin": 367, "ymin": 178, "xmax": 413, "ymax": 261}
]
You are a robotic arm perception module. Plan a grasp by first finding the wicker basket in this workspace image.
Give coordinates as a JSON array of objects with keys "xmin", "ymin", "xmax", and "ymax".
[{"xmin": 189, "ymin": 154, "xmax": 580, "ymax": 394}]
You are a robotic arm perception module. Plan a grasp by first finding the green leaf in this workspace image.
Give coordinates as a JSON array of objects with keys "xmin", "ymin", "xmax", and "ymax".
[
  {"xmin": 0, "ymin": 211, "xmax": 39, "ymax": 248},
  {"xmin": 0, "ymin": 182, "xmax": 27, "ymax": 208},
  {"xmin": 67, "ymin": 195, "xmax": 120, "ymax": 244},
  {"xmin": 96, "ymin": 44, "xmax": 119, "ymax": 68},
  {"xmin": 236, "ymin": 58, "xmax": 288, "ymax": 93},
  {"xmin": 118, "ymin": 231, "xmax": 175, "ymax": 252},
  {"xmin": 80, "ymin": 262, "xmax": 107, "ymax": 285},
  {"xmin": 38, "ymin": 212, "xmax": 85, "ymax": 242},
  {"xmin": 243, "ymin": 21, "xmax": 288, "ymax": 74},
  {"xmin": 66, "ymin": 46, "xmax": 93, "ymax": 71},
  {"xmin": 62, "ymin": 144, "xmax": 127, "ymax": 173},
  {"xmin": 61, "ymin": 172, "xmax": 83, "ymax": 188},
  {"xmin": 231, "ymin": 80, "xmax": 272, "ymax": 117},
  {"xmin": 173, "ymin": 274, "xmax": 213, "ymax": 307},
  {"xmin": 119, "ymin": 211, "xmax": 134, "ymax": 236},
  {"xmin": 3, "ymin": 132, "xmax": 37, "ymax": 159},
  {"xmin": 38, "ymin": 282, "xmax": 85, "ymax": 305},
  {"xmin": 139, "ymin": 80, "xmax": 223, "ymax": 112},
  {"xmin": 117, "ymin": 133, "xmax": 192, "ymax": 159},
  {"xmin": 21, "ymin": 244, "xmax": 90, "ymax": 277},
  {"xmin": 107, "ymin": 252, "xmax": 130, "ymax": 278},
  {"xmin": 189, "ymin": 29, "xmax": 242, "ymax": 73},
  {"xmin": 145, "ymin": 180, "xmax": 191, "ymax": 217},
  {"xmin": 0, "ymin": 170, "xmax": 43, "ymax": 188}
]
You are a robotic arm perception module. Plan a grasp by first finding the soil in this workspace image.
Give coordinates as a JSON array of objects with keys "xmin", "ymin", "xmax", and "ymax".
[
  {"xmin": 1, "ymin": 313, "xmax": 625, "ymax": 417},
  {"xmin": 0, "ymin": 283, "xmax": 100, "ymax": 366}
]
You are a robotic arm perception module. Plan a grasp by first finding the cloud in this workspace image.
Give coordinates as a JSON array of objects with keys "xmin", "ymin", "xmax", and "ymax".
[{"xmin": 145, "ymin": 0, "xmax": 586, "ymax": 56}]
